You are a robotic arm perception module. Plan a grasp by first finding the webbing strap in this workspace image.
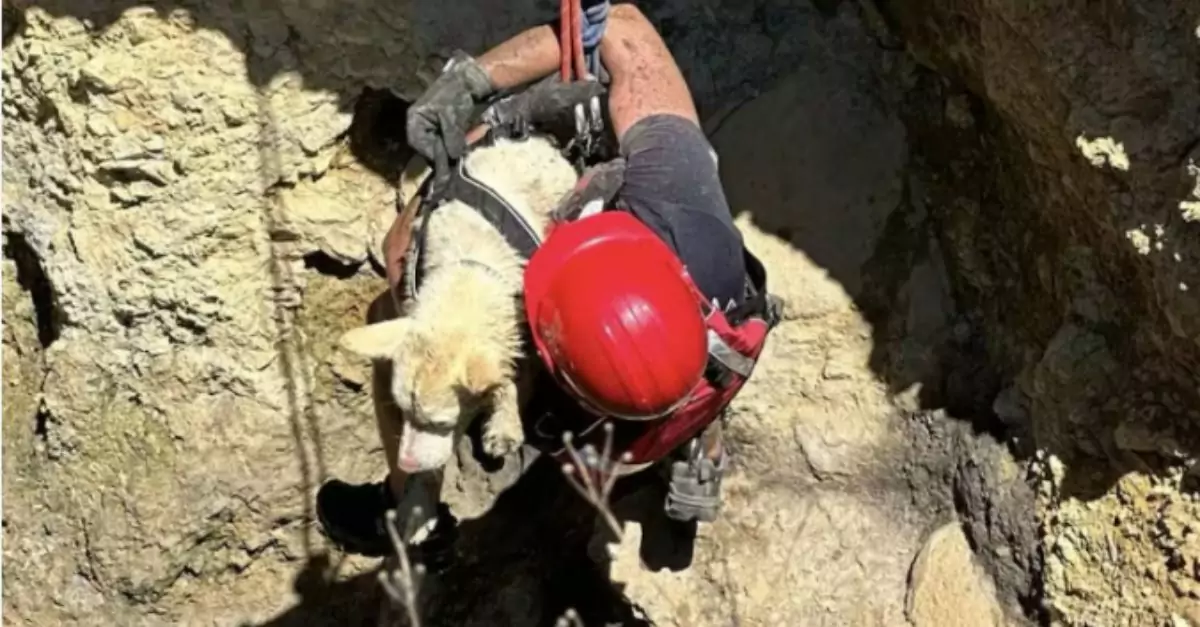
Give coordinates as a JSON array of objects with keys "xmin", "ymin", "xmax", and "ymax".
[
  {"xmin": 706, "ymin": 329, "xmax": 755, "ymax": 379},
  {"xmin": 444, "ymin": 159, "xmax": 542, "ymax": 260},
  {"xmin": 725, "ymin": 249, "xmax": 781, "ymax": 328},
  {"xmin": 579, "ymin": 1, "xmax": 609, "ymax": 78},
  {"xmin": 408, "ymin": 156, "xmax": 543, "ymax": 295}
]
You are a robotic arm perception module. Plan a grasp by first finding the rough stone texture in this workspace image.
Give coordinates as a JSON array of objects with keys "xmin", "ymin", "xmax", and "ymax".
[
  {"xmin": 906, "ymin": 522, "xmax": 1006, "ymax": 627},
  {"xmin": 5, "ymin": 0, "xmax": 1147, "ymax": 625},
  {"xmin": 879, "ymin": 0, "xmax": 1200, "ymax": 624}
]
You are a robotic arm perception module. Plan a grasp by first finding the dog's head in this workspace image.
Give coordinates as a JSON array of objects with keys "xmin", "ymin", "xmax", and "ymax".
[{"xmin": 338, "ymin": 318, "xmax": 507, "ymax": 473}]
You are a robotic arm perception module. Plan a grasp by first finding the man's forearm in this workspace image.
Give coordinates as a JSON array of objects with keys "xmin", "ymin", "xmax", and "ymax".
[
  {"xmin": 472, "ymin": 6, "xmax": 699, "ymax": 138},
  {"xmin": 476, "ymin": 24, "xmax": 563, "ymax": 91}
]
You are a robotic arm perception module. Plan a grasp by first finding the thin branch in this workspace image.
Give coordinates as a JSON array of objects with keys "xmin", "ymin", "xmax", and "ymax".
[
  {"xmin": 560, "ymin": 422, "xmax": 632, "ymax": 540},
  {"xmin": 554, "ymin": 607, "xmax": 586, "ymax": 627},
  {"xmin": 378, "ymin": 506, "xmax": 428, "ymax": 627}
]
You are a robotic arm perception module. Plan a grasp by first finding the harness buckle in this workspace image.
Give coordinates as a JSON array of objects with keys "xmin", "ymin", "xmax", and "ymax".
[
  {"xmin": 663, "ymin": 421, "xmax": 726, "ymax": 523},
  {"xmin": 588, "ymin": 94, "xmax": 603, "ymax": 135},
  {"xmin": 573, "ymin": 102, "xmax": 587, "ymax": 142}
]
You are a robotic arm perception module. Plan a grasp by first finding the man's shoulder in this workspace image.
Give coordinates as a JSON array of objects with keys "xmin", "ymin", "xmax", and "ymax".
[
  {"xmin": 614, "ymin": 114, "xmax": 747, "ymax": 306},
  {"xmin": 615, "ymin": 113, "xmax": 733, "ymax": 230}
]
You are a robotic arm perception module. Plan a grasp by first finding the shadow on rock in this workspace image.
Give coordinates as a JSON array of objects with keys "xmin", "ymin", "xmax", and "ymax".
[
  {"xmin": 251, "ymin": 456, "xmax": 659, "ymax": 627},
  {"xmin": 249, "ymin": 554, "xmax": 386, "ymax": 627}
]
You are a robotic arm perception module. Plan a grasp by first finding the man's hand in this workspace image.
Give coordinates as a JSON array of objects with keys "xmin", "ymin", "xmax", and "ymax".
[
  {"xmin": 485, "ymin": 78, "xmax": 604, "ymax": 129},
  {"xmin": 406, "ymin": 51, "xmax": 496, "ymax": 168}
]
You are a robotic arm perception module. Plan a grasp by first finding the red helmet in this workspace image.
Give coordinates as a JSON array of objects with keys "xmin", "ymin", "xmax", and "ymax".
[{"xmin": 524, "ymin": 211, "xmax": 708, "ymax": 420}]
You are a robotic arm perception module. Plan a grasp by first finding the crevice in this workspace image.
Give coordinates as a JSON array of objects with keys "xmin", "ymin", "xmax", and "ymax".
[
  {"xmin": 811, "ymin": 0, "xmax": 845, "ymax": 19},
  {"xmin": 34, "ymin": 404, "xmax": 50, "ymax": 443},
  {"xmin": 1176, "ymin": 135, "xmax": 1200, "ymax": 168},
  {"xmin": 347, "ymin": 87, "xmax": 415, "ymax": 184},
  {"xmin": 302, "ymin": 251, "xmax": 362, "ymax": 280},
  {"xmin": 1019, "ymin": 547, "xmax": 1050, "ymax": 626},
  {"xmin": 2, "ymin": 4, "xmax": 24, "ymax": 48},
  {"xmin": 3, "ymin": 231, "xmax": 62, "ymax": 348},
  {"xmin": 701, "ymin": 92, "xmax": 758, "ymax": 138}
]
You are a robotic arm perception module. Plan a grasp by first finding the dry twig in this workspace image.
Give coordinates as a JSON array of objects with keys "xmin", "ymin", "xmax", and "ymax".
[
  {"xmin": 554, "ymin": 607, "xmax": 587, "ymax": 627},
  {"xmin": 378, "ymin": 506, "xmax": 428, "ymax": 627},
  {"xmin": 560, "ymin": 421, "xmax": 631, "ymax": 539}
]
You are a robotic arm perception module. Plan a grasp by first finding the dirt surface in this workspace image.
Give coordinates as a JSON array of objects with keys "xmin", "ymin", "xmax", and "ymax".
[{"xmin": 3, "ymin": 0, "xmax": 1197, "ymax": 626}]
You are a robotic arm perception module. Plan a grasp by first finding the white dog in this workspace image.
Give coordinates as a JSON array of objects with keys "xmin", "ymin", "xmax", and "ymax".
[{"xmin": 338, "ymin": 134, "xmax": 579, "ymax": 474}]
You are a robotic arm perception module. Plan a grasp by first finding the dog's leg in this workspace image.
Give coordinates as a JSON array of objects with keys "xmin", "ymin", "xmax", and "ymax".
[{"xmin": 482, "ymin": 379, "xmax": 524, "ymax": 458}]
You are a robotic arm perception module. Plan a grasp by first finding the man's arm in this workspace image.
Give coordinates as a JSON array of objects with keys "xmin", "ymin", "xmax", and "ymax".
[
  {"xmin": 599, "ymin": 4, "xmax": 700, "ymax": 142},
  {"xmin": 425, "ymin": 5, "xmax": 697, "ymax": 147},
  {"xmin": 385, "ymin": 26, "xmax": 562, "ymax": 290},
  {"xmin": 388, "ymin": 6, "xmax": 699, "ymax": 290},
  {"xmin": 470, "ymin": 4, "xmax": 701, "ymax": 140},
  {"xmin": 475, "ymin": 24, "xmax": 563, "ymax": 91}
]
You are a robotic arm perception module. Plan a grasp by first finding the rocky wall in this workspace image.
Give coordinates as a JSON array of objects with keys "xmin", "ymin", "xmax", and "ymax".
[
  {"xmin": 878, "ymin": 1, "xmax": 1200, "ymax": 624},
  {"xmin": 1, "ymin": 1, "xmax": 1000, "ymax": 624},
  {"xmin": 9, "ymin": 0, "xmax": 1189, "ymax": 625}
]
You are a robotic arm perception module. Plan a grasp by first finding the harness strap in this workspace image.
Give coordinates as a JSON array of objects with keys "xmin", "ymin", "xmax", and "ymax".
[
  {"xmin": 579, "ymin": 1, "xmax": 610, "ymax": 79},
  {"xmin": 444, "ymin": 159, "xmax": 542, "ymax": 259},
  {"xmin": 706, "ymin": 328, "xmax": 755, "ymax": 379},
  {"xmin": 725, "ymin": 249, "xmax": 782, "ymax": 328},
  {"xmin": 406, "ymin": 153, "xmax": 544, "ymax": 296}
]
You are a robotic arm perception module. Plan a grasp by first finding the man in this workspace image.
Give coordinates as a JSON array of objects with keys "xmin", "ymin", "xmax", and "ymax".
[{"xmin": 317, "ymin": 3, "xmax": 762, "ymax": 558}]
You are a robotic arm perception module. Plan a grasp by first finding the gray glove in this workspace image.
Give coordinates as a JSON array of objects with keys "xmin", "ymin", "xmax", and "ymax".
[
  {"xmin": 485, "ymin": 78, "xmax": 605, "ymax": 129},
  {"xmin": 406, "ymin": 51, "xmax": 496, "ymax": 169}
]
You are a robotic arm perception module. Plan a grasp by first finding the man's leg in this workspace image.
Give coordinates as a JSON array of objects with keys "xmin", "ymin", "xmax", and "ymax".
[
  {"xmin": 595, "ymin": 6, "xmax": 734, "ymax": 522},
  {"xmin": 599, "ymin": 4, "xmax": 700, "ymax": 143}
]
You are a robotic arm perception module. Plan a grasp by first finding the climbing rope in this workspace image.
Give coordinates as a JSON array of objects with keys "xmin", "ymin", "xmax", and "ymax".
[
  {"xmin": 560, "ymin": 0, "xmax": 608, "ymax": 82},
  {"xmin": 580, "ymin": 0, "xmax": 609, "ymax": 79},
  {"xmin": 560, "ymin": 0, "xmax": 609, "ymax": 168}
]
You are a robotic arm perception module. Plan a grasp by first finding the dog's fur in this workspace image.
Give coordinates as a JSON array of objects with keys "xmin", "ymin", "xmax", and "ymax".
[{"xmin": 339, "ymin": 135, "xmax": 579, "ymax": 473}]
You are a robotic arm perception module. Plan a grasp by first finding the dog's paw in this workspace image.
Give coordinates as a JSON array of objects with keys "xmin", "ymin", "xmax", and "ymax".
[
  {"xmin": 482, "ymin": 415, "xmax": 524, "ymax": 458},
  {"xmin": 482, "ymin": 381, "xmax": 524, "ymax": 458},
  {"xmin": 482, "ymin": 377, "xmax": 525, "ymax": 456}
]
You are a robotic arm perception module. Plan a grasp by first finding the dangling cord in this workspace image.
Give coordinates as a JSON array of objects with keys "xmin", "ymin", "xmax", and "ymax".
[{"xmin": 570, "ymin": 0, "xmax": 588, "ymax": 81}]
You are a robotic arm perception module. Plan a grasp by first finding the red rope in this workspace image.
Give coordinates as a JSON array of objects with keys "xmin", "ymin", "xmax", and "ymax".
[
  {"xmin": 559, "ymin": 0, "xmax": 571, "ymax": 81},
  {"xmin": 560, "ymin": 0, "xmax": 590, "ymax": 82}
]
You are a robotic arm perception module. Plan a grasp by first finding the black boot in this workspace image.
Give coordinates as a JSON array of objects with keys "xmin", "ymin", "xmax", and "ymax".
[
  {"xmin": 316, "ymin": 477, "xmax": 397, "ymax": 557},
  {"xmin": 316, "ymin": 477, "xmax": 459, "ymax": 570}
]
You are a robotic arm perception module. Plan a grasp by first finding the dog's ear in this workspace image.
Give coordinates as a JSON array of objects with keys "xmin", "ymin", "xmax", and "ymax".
[
  {"xmin": 337, "ymin": 318, "xmax": 413, "ymax": 361},
  {"xmin": 462, "ymin": 351, "xmax": 505, "ymax": 395}
]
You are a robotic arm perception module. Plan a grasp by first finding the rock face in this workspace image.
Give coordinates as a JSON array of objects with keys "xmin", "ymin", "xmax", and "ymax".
[
  {"xmin": 906, "ymin": 523, "xmax": 1006, "ymax": 627},
  {"xmin": 879, "ymin": 1, "xmax": 1200, "ymax": 624},
  {"xmin": 2, "ymin": 0, "xmax": 1194, "ymax": 626}
]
